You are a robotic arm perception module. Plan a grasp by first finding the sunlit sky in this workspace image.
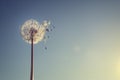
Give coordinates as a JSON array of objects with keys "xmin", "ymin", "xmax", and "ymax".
[{"xmin": 0, "ymin": 0, "xmax": 120, "ymax": 80}]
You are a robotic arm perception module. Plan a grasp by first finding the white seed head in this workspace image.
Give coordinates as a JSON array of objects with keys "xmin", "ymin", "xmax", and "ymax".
[{"xmin": 21, "ymin": 19, "xmax": 50, "ymax": 44}]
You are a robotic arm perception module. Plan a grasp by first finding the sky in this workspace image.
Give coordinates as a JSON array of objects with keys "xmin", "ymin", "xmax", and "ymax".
[{"xmin": 0, "ymin": 0, "xmax": 120, "ymax": 80}]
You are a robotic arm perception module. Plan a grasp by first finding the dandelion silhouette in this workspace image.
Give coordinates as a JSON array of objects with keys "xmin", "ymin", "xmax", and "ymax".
[{"xmin": 20, "ymin": 19, "xmax": 54, "ymax": 80}]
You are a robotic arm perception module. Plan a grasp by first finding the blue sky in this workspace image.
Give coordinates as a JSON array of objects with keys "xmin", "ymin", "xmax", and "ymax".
[{"xmin": 0, "ymin": 0, "xmax": 120, "ymax": 80}]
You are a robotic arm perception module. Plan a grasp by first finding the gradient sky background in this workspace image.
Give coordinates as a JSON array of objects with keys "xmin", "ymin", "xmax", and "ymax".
[{"xmin": 0, "ymin": 0, "xmax": 120, "ymax": 80}]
